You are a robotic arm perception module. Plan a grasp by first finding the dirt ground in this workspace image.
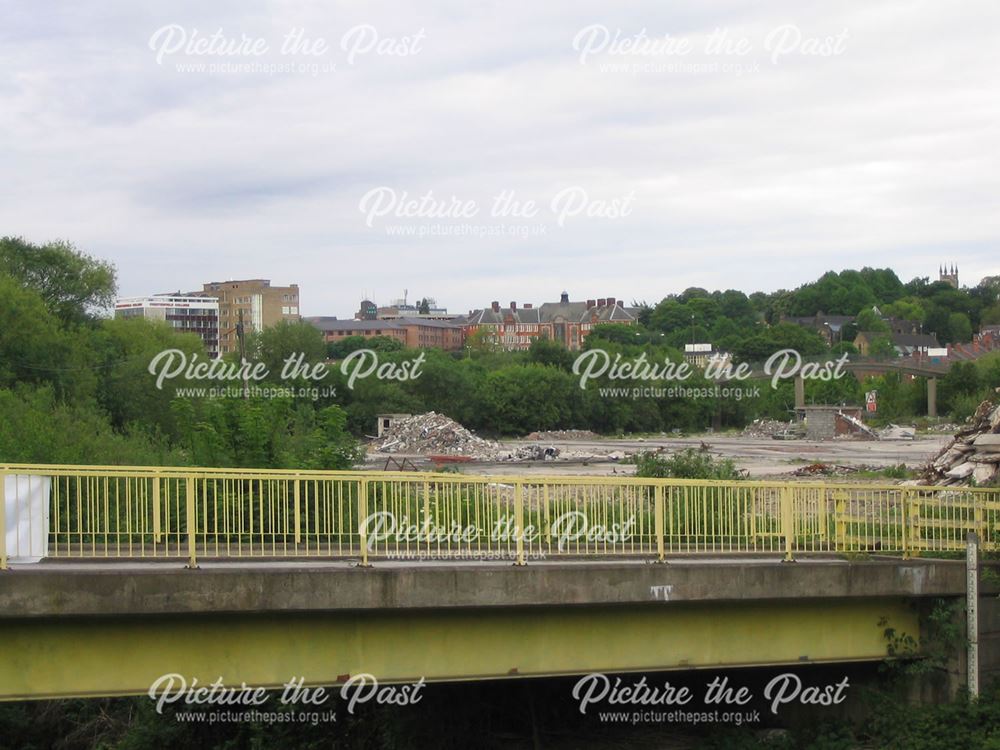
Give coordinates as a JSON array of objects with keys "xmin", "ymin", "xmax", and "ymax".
[{"xmin": 366, "ymin": 434, "xmax": 951, "ymax": 479}]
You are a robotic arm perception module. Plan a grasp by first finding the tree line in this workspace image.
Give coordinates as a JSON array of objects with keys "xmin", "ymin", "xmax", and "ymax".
[{"xmin": 3, "ymin": 237, "xmax": 999, "ymax": 473}]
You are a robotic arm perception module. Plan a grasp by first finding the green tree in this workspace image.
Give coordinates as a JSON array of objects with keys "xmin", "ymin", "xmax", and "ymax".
[
  {"xmin": 477, "ymin": 365, "xmax": 583, "ymax": 435},
  {"xmin": 0, "ymin": 275, "xmax": 95, "ymax": 400},
  {"xmin": 868, "ymin": 334, "xmax": 897, "ymax": 358},
  {"xmin": 91, "ymin": 316, "xmax": 205, "ymax": 436},
  {"xmin": 855, "ymin": 307, "xmax": 890, "ymax": 333},
  {"xmin": 253, "ymin": 319, "xmax": 327, "ymax": 381},
  {"xmin": 0, "ymin": 236, "xmax": 116, "ymax": 323},
  {"xmin": 526, "ymin": 336, "xmax": 575, "ymax": 370},
  {"xmin": 328, "ymin": 334, "xmax": 402, "ymax": 358},
  {"xmin": 733, "ymin": 323, "xmax": 827, "ymax": 362},
  {"xmin": 947, "ymin": 312, "xmax": 972, "ymax": 343}
]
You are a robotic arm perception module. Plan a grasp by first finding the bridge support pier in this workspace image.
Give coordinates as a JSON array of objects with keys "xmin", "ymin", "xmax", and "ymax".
[
  {"xmin": 794, "ymin": 376, "xmax": 805, "ymax": 409},
  {"xmin": 928, "ymin": 377, "xmax": 937, "ymax": 418}
]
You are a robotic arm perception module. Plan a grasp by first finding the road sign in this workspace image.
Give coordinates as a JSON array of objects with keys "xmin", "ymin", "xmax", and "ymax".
[{"xmin": 865, "ymin": 390, "xmax": 877, "ymax": 413}]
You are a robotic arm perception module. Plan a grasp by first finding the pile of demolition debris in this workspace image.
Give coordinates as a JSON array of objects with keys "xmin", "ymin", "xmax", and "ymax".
[
  {"xmin": 742, "ymin": 418, "xmax": 794, "ymax": 438},
  {"xmin": 792, "ymin": 463, "xmax": 860, "ymax": 477},
  {"xmin": 879, "ymin": 424, "xmax": 916, "ymax": 441},
  {"xmin": 836, "ymin": 411, "xmax": 880, "ymax": 440},
  {"xmin": 523, "ymin": 429, "xmax": 599, "ymax": 440},
  {"xmin": 371, "ymin": 412, "xmax": 503, "ymax": 459},
  {"xmin": 371, "ymin": 412, "xmax": 567, "ymax": 462},
  {"xmin": 507, "ymin": 444, "xmax": 560, "ymax": 461},
  {"xmin": 920, "ymin": 397, "xmax": 1000, "ymax": 486}
]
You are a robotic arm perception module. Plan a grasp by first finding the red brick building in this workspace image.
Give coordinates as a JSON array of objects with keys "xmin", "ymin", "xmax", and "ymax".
[
  {"xmin": 465, "ymin": 292, "xmax": 639, "ymax": 351},
  {"xmin": 307, "ymin": 317, "xmax": 465, "ymax": 351}
]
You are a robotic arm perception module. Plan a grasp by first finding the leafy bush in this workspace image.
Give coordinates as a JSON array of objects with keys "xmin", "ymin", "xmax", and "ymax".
[{"xmin": 631, "ymin": 448, "xmax": 742, "ymax": 480}]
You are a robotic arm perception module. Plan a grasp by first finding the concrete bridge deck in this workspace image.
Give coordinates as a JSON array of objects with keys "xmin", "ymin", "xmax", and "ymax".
[
  {"xmin": 0, "ymin": 556, "xmax": 978, "ymax": 618},
  {"xmin": 2, "ymin": 557, "xmax": 997, "ymax": 701}
]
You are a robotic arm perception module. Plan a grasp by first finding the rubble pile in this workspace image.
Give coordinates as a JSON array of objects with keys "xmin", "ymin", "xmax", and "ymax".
[
  {"xmin": 508, "ymin": 444, "xmax": 560, "ymax": 461},
  {"xmin": 742, "ymin": 418, "xmax": 794, "ymax": 438},
  {"xmin": 792, "ymin": 463, "xmax": 860, "ymax": 477},
  {"xmin": 836, "ymin": 411, "xmax": 879, "ymax": 440},
  {"xmin": 523, "ymin": 429, "xmax": 599, "ymax": 440},
  {"xmin": 879, "ymin": 424, "xmax": 916, "ymax": 441},
  {"xmin": 920, "ymin": 398, "xmax": 1000, "ymax": 486},
  {"xmin": 372, "ymin": 412, "xmax": 502, "ymax": 459},
  {"xmin": 926, "ymin": 422, "xmax": 962, "ymax": 434}
]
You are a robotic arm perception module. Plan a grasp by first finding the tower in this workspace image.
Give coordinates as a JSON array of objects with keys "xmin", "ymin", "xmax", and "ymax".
[{"xmin": 939, "ymin": 264, "xmax": 959, "ymax": 288}]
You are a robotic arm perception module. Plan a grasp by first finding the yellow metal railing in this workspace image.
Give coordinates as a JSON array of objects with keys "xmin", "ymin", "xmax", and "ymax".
[{"xmin": 1, "ymin": 464, "xmax": 999, "ymax": 568}]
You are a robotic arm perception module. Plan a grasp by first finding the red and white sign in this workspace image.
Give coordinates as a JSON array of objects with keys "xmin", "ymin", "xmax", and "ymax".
[{"xmin": 865, "ymin": 390, "xmax": 877, "ymax": 413}]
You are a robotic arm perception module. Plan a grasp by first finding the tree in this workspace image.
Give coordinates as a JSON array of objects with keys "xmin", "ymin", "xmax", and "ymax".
[
  {"xmin": 0, "ymin": 236, "xmax": 116, "ymax": 323},
  {"xmin": 584, "ymin": 323, "xmax": 657, "ymax": 347},
  {"xmin": 855, "ymin": 307, "xmax": 890, "ymax": 333},
  {"xmin": 417, "ymin": 298, "xmax": 431, "ymax": 315},
  {"xmin": 0, "ymin": 274, "xmax": 95, "ymax": 400},
  {"xmin": 526, "ymin": 336, "xmax": 575, "ymax": 370},
  {"xmin": 829, "ymin": 341, "xmax": 859, "ymax": 358},
  {"xmin": 252, "ymin": 320, "xmax": 327, "ymax": 381},
  {"xmin": 868, "ymin": 335, "xmax": 897, "ymax": 358},
  {"xmin": 981, "ymin": 303, "xmax": 1000, "ymax": 326},
  {"xmin": 464, "ymin": 327, "xmax": 500, "ymax": 354},
  {"xmin": 947, "ymin": 312, "xmax": 972, "ymax": 344},
  {"xmin": 733, "ymin": 323, "xmax": 827, "ymax": 362},
  {"xmin": 92, "ymin": 316, "xmax": 205, "ymax": 436},
  {"xmin": 881, "ymin": 297, "xmax": 925, "ymax": 324},
  {"xmin": 477, "ymin": 365, "xmax": 583, "ymax": 434},
  {"xmin": 328, "ymin": 334, "xmax": 402, "ymax": 359}
]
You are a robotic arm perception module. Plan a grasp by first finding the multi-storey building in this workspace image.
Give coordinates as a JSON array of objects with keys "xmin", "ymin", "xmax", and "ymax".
[
  {"xmin": 194, "ymin": 279, "xmax": 300, "ymax": 355},
  {"xmin": 114, "ymin": 295, "xmax": 220, "ymax": 358},
  {"xmin": 465, "ymin": 292, "xmax": 638, "ymax": 351},
  {"xmin": 354, "ymin": 295, "xmax": 455, "ymax": 321},
  {"xmin": 308, "ymin": 317, "xmax": 466, "ymax": 352}
]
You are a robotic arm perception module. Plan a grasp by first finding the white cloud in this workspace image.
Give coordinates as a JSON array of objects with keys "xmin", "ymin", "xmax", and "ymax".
[{"xmin": 0, "ymin": 0, "xmax": 997, "ymax": 316}]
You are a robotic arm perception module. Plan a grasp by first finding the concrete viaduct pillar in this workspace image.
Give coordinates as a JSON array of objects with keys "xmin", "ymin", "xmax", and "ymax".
[{"xmin": 794, "ymin": 376, "xmax": 805, "ymax": 409}]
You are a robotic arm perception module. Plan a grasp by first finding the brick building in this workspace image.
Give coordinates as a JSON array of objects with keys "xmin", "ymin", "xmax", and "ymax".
[
  {"xmin": 193, "ymin": 279, "xmax": 300, "ymax": 355},
  {"xmin": 465, "ymin": 292, "xmax": 638, "ymax": 351},
  {"xmin": 308, "ymin": 317, "xmax": 465, "ymax": 351}
]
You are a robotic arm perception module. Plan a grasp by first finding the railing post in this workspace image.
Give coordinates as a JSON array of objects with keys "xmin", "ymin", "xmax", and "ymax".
[
  {"xmin": 514, "ymin": 481, "xmax": 526, "ymax": 566},
  {"xmin": 654, "ymin": 484, "xmax": 665, "ymax": 563},
  {"xmin": 781, "ymin": 486, "xmax": 795, "ymax": 563},
  {"xmin": 358, "ymin": 478, "xmax": 370, "ymax": 567},
  {"xmin": 185, "ymin": 476, "xmax": 198, "ymax": 569},
  {"xmin": 0, "ymin": 469, "xmax": 7, "ymax": 571},
  {"xmin": 152, "ymin": 474, "xmax": 161, "ymax": 544},
  {"xmin": 909, "ymin": 493, "xmax": 922, "ymax": 554},
  {"xmin": 293, "ymin": 477, "xmax": 301, "ymax": 546},
  {"xmin": 422, "ymin": 481, "xmax": 430, "ymax": 556},
  {"xmin": 901, "ymin": 488, "xmax": 910, "ymax": 559},
  {"xmin": 974, "ymin": 491, "xmax": 984, "ymax": 540},
  {"xmin": 834, "ymin": 490, "xmax": 846, "ymax": 553},
  {"xmin": 968, "ymin": 531, "xmax": 980, "ymax": 698}
]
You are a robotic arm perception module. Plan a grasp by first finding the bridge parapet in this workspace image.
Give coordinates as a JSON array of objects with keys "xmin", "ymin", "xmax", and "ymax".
[{"xmin": 3, "ymin": 464, "xmax": 999, "ymax": 568}]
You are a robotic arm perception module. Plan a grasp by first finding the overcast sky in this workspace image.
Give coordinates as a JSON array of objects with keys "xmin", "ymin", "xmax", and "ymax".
[{"xmin": 2, "ymin": 1, "xmax": 998, "ymax": 317}]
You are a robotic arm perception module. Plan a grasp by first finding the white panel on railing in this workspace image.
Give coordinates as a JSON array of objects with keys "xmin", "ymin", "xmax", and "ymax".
[{"xmin": 4, "ymin": 475, "xmax": 51, "ymax": 563}]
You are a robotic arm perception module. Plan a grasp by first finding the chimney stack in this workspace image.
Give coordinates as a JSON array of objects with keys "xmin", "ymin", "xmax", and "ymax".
[
  {"xmin": 587, "ymin": 299, "xmax": 596, "ymax": 309},
  {"xmin": 510, "ymin": 301, "xmax": 517, "ymax": 311},
  {"xmin": 597, "ymin": 298, "xmax": 606, "ymax": 307},
  {"xmin": 491, "ymin": 301, "xmax": 500, "ymax": 312},
  {"xmin": 523, "ymin": 303, "xmax": 533, "ymax": 309},
  {"xmin": 560, "ymin": 291, "xmax": 570, "ymax": 304}
]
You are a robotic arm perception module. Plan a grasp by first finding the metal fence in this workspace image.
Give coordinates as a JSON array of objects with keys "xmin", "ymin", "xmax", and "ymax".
[{"xmin": 2, "ymin": 464, "xmax": 998, "ymax": 567}]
